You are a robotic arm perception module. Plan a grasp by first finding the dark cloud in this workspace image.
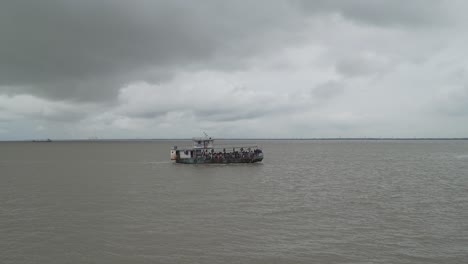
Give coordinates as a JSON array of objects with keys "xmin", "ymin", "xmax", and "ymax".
[
  {"xmin": 335, "ymin": 58, "xmax": 370, "ymax": 77},
  {"xmin": 124, "ymin": 111, "xmax": 168, "ymax": 120},
  {"xmin": 194, "ymin": 107, "xmax": 271, "ymax": 122},
  {"xmin": 434, "ymin": 86, "xmax": 468, "ymax": 117},
  {"xmin": 31, "ymin": 110, "xmax": 87, "ymax": 123},
  {"xmin": 335, "ymin": 55, "xmax": 392, "ymax": 77},
  {"xmin": 297, "ymin": 0, "xmax": 451, "ymax": 28},
  {"xmin": 0, "ymin": 0, "xmax": 301, "ymax": 102},
  {"xmin": 0, "ymin": 93, "xmax": 100, "ymax": 123},
  {"xmin": 1, "ymin": 1, "xmax": 468, "ymax": 139},
  {"xmin": 0, "ymin": 0, "xmax": 456, "ymax": 103},
  {"xmin": 312, "ymin": 81, "xmax": 344, "ymax": 99}
]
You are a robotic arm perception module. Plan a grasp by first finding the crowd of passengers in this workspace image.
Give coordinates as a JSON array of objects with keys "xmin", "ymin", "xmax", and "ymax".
[{"xmin": 200, "ymin": 148, "xmax": 262, "ymax": 160}]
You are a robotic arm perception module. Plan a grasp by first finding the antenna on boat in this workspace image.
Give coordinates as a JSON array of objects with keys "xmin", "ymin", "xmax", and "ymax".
[{"xmin": 203, "ymin": 132, "xmax": 209, "ymax": 138}]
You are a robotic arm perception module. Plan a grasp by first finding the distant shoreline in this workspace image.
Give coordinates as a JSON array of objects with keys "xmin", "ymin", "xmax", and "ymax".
[{"xmin": 1, "ymin": 138, "xmax": 468, "ymax": 142}]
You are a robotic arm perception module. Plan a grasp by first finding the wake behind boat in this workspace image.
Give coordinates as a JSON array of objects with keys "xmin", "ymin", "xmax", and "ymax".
[{"xmin": 170, "ymin": 137, "xmax": 263, "ymax": 164}]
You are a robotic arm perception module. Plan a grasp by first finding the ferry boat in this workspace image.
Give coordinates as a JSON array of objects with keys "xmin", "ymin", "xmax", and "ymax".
[{"xmin": 170, "ymin": 137, "xmax": 263, "ymax": 164}]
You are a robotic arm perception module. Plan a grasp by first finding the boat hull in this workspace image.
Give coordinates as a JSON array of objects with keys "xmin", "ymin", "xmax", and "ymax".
[{"xmin": 175, "ymin": 156, "xmax": 263, "ymax": 164}]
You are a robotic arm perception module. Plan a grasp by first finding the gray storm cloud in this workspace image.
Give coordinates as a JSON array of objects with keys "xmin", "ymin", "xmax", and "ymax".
[
  {"xmin": 0, "ymin": 0, "xmax": 467, "ymax": 139},
  {"xmin": 297, "ymin": 0, "xmax": 463, "ymax": 27},
  {"xmin": 0, "ymin": 0, "xmax": 301, "ymax": 101},
  {"xmin": 1, "ymin": 0, "xmax": 458, "ymax": 101}
]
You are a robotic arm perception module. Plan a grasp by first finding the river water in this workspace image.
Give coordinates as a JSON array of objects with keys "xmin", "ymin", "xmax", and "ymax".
[{"xmin": 1, "ymin": 140, "xmax": 467, "ymax": 263}]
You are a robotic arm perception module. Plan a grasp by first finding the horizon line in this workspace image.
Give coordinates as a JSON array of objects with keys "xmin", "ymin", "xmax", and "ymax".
[{"xmin": 2, "ymin": 137, "xmax": 468, "ymax": 142}]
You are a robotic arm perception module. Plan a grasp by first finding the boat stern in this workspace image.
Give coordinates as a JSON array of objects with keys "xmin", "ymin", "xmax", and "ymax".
[{"xmin": 170, "ymin": 146, "xmax": 178, "ymax": 160}]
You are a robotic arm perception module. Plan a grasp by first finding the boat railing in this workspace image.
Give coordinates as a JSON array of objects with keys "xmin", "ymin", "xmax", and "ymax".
[{"xmin": 176, "ymin": 145, "xmax": 261, "ymax": 152}]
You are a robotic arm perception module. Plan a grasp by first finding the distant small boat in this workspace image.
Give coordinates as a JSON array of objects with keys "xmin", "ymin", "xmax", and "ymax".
[
  {"xmin": 32, "ymin": 139, "xmax": 52, "ymax": 142},
  {"xmin": 170, "ymin": 136, "xmax": 263, "ymax": 164}
]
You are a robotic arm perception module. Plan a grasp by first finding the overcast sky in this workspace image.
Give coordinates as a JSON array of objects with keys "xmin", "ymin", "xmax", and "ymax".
[{"xmin": 1, "ymin": 0, "xmax": 467, "ymax": 139}]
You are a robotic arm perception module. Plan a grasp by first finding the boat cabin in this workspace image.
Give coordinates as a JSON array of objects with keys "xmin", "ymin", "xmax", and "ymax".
[
  {"xmin": 170, "ymin": 137, "xmax": 214, "ymax": 160},
  {"xmin": 192, "ymin": 137, "xmax": 214, "ymax": 149}
]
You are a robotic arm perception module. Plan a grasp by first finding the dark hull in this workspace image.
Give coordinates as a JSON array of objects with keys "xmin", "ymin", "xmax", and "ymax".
[{"xmin": 175, "ymin": 156, "xmax": 263, "ymax": 164}]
